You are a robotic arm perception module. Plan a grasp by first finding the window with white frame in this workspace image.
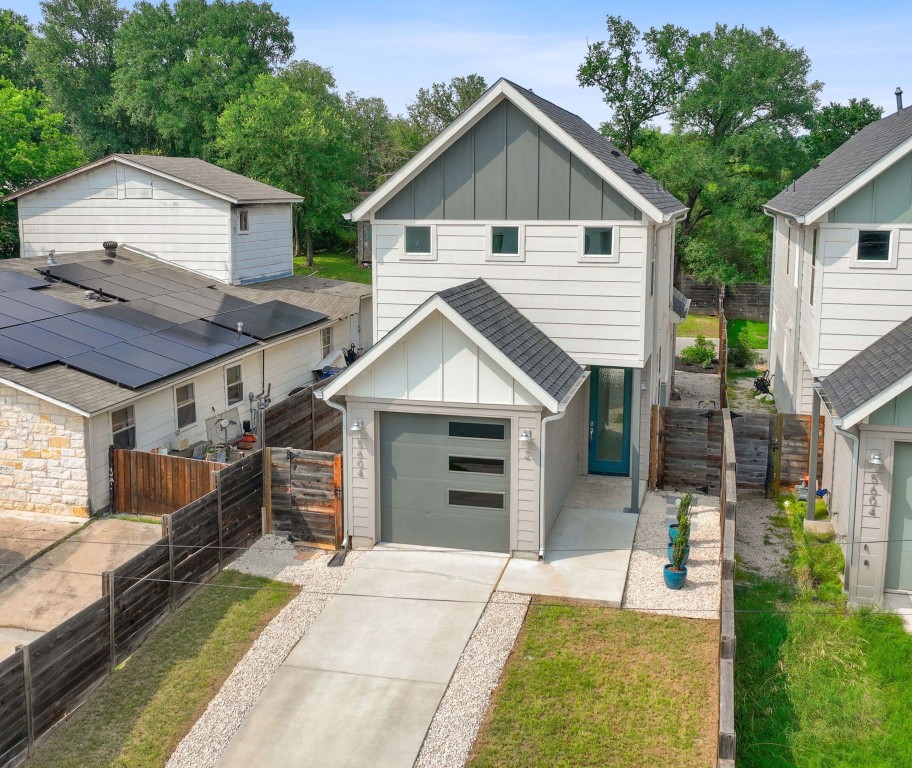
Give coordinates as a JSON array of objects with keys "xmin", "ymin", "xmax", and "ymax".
[
  {"xmin": 487, "ymin": 225, "xmax": 522, "ymax": 261},
  {"xmin": 111, "ymin": 405, "xmax": 135, "ymax": 449},
  {"xmin": 226, "ymin": 364, "xmax": 243, "ymax": 405},
  {"xmin": 321, "ymin": 326, "xmax": 332, "ymax": 358},
  {"xmin": 175, "ymin": 383, "xmax": 196, "ymax": 429},
  {"xmin": 579, "ymin": 226, "xmax": 618, "ymax": 263},
  {"xmin": 809, "ymin": 229, "xmax": 818, "ymax": 306},
  {"xmin": 856, "ymin": 230, "xmax": 892, "ymax": 262},
  {"xmin": 403, "ymin": 225, "xmax": 434, "ymax": 259},
  {"xmin": 238, "ymin": 209, "xmax": 249, "ymax": 234}
]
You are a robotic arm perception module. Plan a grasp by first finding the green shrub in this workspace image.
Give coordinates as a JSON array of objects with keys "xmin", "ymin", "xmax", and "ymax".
[
  {"xmin": 680, "ymin": 335, "xmax": 715, "ymax": 368},
  {"xmin": 728, "ymin": 329, "xmax": 758, "ymax": 368}
]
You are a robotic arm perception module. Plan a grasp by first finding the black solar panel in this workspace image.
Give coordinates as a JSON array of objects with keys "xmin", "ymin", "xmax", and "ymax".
[
  {"xmin": 40, "ymin": 263, "xmax": 107, "ymax": 285},
  {"xmin": 0, "ymin": 326, "xmax": 91, "ymax": 358},
  {"xmin": 207, "ymin": 300, "xmax": 327, "ymax": 340},
  {"xmin": 120, "ymin": 272, "xmax": 189, "ymax": 295},
  {"xmin": 0, "ymin": 295, "xmax": 55, "ymax": 323},
  {"xmin": 126, "ymin": 298, "xmax": 199, "ymax": 326},
  {"xmin": 146, "ymin": 267, "xmax": 213, "ymax": 290},
  {"xmin": 91, "ymin": 274, "xmax": 168, "ymax": 299},
  {"xmin": 174, "ymin": 289, "xmax": 254, "ymax": 315},
  {"xmin": 0, "ymin": 273, "xmax": 48, "ymax": 292},
  {"xmin": 68, "ymin": 309, "xmax": 148, "ymax": 340},
  {"xmin": 0, "ymin": 313, "xmax": 22, "ymax": 329},
  {"xmin": 96, "ymin": 342, "xmax": 187, "ymax": 376},
  {"xmin": 80, "ymin": 278, "xmax": 149, "ymax": 302},
  {"xmin": 64, "ymin": 350, "xmax": 159, "ymax": 388},
  {"xmin": 2, "ymin": 289, "xmax": 83, "ymax": 316},
  {"xmin": 32, "ymin": 316, "xmax": 122, "ymax": 348},
  {"xmin": 154, "ymin": 321, "xmax": 256, "ymax": 355},
  {"xmin": 128, "ymin": 333, "xmax": 212, "ymax": 366},
  {"xmin": 78, "ymin": 258, "xmax": 135, "ymax": 277},
  {"xmin": 94, "ymin": 303, "xmax": 175, "ymax": 332},
  {"xmin": 0, "ymin": 336, "xmax": 58, "ymax": 369},
  {"xmin": 179, "ymin": 319, "xmax": 257, "ymax": 347}
]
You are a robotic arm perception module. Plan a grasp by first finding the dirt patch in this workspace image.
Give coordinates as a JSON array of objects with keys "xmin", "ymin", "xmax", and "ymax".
[
  {"xmin": 728, "ymin": 374, "xmax": 777, "ymax": 415},
  {"xmin": 675, "ymin": 356, "xmax": 720, "ymax": 374},
  {"xmin": 735, "ymin": 498, "xmax": 792, "ymax": 580},
  {"xmin": 670, "ymin": 369, "xmax": 722, "ymax": 409}
]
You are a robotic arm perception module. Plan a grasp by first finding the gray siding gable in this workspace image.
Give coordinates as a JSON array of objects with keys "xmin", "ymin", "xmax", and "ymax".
[
  {"xmin": 830, "ymin": 151, "xmax": 912, "ymax": 223},
  {"xmin": 376, "ymin": 100, "xmax": 643, "ymax": 221}
]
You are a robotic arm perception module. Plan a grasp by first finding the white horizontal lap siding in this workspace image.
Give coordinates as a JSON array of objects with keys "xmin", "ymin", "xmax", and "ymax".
[
  {"xmin": 817, "ymin": 227, "xmax": 912, "ymax": 370},
  {"xmin": 18, "ymin": 164, "xmax": 232, "ymax": 283},
  {"xmin": 373, "ymin": 222, "xmax": 646, "ymax": 365},
  {"xmin": 231, "ymin": 204, "xmax": 294, "ymax": 284},
  {"xmin": 769, "ymin": 216, "xmax": 799, "ymax": 406}
]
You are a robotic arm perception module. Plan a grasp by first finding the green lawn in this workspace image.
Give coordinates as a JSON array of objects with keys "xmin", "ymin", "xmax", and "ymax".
[
  {"xmin": 469, "ymin": 603, "xmax": 718, "ymax": 768},
  {"xmin": 676, "ymin": 313, "xmax": 719, "ymax": 338},
  {"xmin": 294, "ymin": 251, "xmax": 371, "ymax": 284},
  {"xmin": 735, "ymin": 498, "xmax": 912, "ymax": 768},
  {"xmin": 26, "ymin": 570, "xmax": 297, "ymax": 768},
  {"xmin": 727, "ymin": 318, "xmax": 768, "ymax": 349}
]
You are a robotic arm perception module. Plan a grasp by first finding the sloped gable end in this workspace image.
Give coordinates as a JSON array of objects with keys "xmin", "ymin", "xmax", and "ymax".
[{"xmin": 377, "ymin": 99, "xmax": 642, "ymax": 222}]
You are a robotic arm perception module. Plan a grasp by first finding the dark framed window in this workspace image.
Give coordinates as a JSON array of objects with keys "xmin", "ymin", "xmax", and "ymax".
[
  {"xmin": 111, "ymin": 405, "xmax": 135, "ymax": 449},
  {"xmin": 321, "ymin": 326, "xmax": 332, "ymax": 358},
  {"xmin": 404, "ymin": 225, "xmax": 432, "ymax": 254},
  {"xmin": 448, "ymin": 421, "xmax": 505, "ymax": 440},
  {"xmin": 176, "ymin": 382, "xmax": 196, "ymax": 429},
  {"xmin": 448, "ymin": 489, "xmax": 505, "ymax": 509},
  {"xmin": 226, "ymin": 364, "xmax": 243, "ymax": 405},
  {"xmin": 448, "ymin": 456, "xmax": 506, "ymax": 475},
  {"xmin": 238, "ymin": 209, "xmax": 249, "ymax": 233},
  {"xmin": 491, "ymin": 226, "xmax": 519, "ymax": 255},
  {"xmin": 583, "ymin": 227, "xmax": 613, "ymax": 256},
  {"xmin": 857, "ymin": 230, "xmax": 891, "ymax": 261}
]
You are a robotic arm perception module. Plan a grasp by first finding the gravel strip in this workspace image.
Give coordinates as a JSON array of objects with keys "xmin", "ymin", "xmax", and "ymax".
[
  {"xmin": 166, "ymin": 536, "xmax": 365, "ymax": 768},
  {"xmin": 736, "ymin": 498, "xmax": 792, "ymax": 579},
  {"xmin": 669, "ymin": 370, "xmax": 722, "ymax": 409},
  {"xmin": 622, "ymin": 491, "xmax": 721, "ymax": 620},
  {"xmin": 414, "ymin": 591, "xmax": 531, "ymax": 768}
]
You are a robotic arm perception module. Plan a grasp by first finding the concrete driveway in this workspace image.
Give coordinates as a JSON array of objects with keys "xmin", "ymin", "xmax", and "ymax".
[
  {"xmin": 217, "ymin": 546, "xmax": 508, "ymax": 768},
  {"xmin": 0, "ymin": 510, "xmax": 87, "ymax": 580}
]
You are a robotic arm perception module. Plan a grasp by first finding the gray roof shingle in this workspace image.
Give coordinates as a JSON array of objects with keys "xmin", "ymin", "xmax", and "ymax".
[
  {"xmin": 766, "ymin": 106, "xmax": 912, "ymax": 219},
  {"xmin": 819, "ymin": 315, "xmax": 912, "ymax": 420},
  {"xmin": 504, "ymin": 80, "xmax": 687, "ymax": 217},
  {"xmin": 437, "ymin": 278, "xmax": 585, "ymax": 404}
]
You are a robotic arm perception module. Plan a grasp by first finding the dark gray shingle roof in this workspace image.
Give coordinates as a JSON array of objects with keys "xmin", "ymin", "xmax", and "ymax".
[
  {"xmin": 504, "ymin": 80, "xmax": 687, "ymax": 217},
  {"xmin": 819, "ymin": 315, "xmax": 912, "ymax": 420},
  {"xmin": 672, "ymin": 287, "xmax": 691, "ymax": 319},
  {"xmin": 438, "ymin": 279, "xmax": 585, "ymax": 404},
  {"xmin": 766, "ymin": 106, "xmax": 912, "ymax": 218}
]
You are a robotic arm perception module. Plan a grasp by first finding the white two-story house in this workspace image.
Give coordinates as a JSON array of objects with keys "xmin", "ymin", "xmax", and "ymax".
[
  {"xmin": 765, "ymin": 100, "xmax": 912, "ymax": 605},
  {"xmin": 321, "ymin": 79, "xmax": 688, "ymax": 557}
]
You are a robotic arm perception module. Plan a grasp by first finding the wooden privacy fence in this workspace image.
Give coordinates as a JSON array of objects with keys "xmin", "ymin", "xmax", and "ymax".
[
  {"xmin": 264, "ymin": 448, "xmax": 343, "ymax": 549},
  {"xmin": 718, "ymin": 291, "xmax": 728, "ymax": 408},
  {"xmin": 112, "ymin": 450, "xmax": 226, "ymax": 516},
  {"xmin": 718, "ymin": 409, "xmax": 737, "ymax": 767},
  {"xmin": 262, "ymin": 379, "xmax": 343, "ymax": 454},
  {"xmin": 775, "ymin": 413, "xmax": 825, "ymax": 495},
  {"xmin": 0, "ymin": 450, "xmax": 263, "ymax": 768}
]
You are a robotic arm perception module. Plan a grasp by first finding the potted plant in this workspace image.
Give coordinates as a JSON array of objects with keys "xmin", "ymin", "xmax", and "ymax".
[
  {"xmin": 666, "ymin": 508, "xmax": 691, "ymax": 566},
  {"xmin": 668, "ymin": 492, "xmax": 692, "ymax": 543},
  {"xmin": 664, "ymin": 507, "xmax": 690, "ymax": 589}
]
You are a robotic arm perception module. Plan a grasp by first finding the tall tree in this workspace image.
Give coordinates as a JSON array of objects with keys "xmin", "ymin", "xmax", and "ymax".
[
  {"xmin": 405, "ymin": 74, "xmax": 487, "ymax": 145},
  {"xmin": 344, "ymin": 93, "xmax": 402, "ymax": 189},
  {"xmin": 804, "ymin": 98, "xmax": 883, "ymax": 166},
  {"xmin": 113, "ymin": 0, "xmax": 294, "ymax": 157},
  {"xmin": 0, "ymin": 79, "xmax": 84, "ymax": 257},
  {"xmin": 29, "ymin": 0, "xmax": 129, "ymax": 157},
  {"xmin": 0, "ymin": 9, "xmax": 36, "ymax": 89},
  {"xmin": 578, "ymin": 15, "xmax": 690, "ymax": 153},
  {"xmin": 216, "ymin": 67, "xmax": 361, "ymax": 266}
]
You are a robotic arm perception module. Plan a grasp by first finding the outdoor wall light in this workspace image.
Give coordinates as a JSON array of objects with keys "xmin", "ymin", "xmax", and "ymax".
[
  {"xmin": 519, "ymin": 429, "xmax": 534, "ymax": 442},
  {"xmin": 868, "ymin": 450, "xmax": 885, "ymax": 466},
  {"xmin": 349, "ymin": 419, "xmax": 365, "ymax": 432}
]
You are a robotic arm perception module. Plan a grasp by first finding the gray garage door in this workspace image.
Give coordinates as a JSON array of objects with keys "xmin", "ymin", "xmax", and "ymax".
[{"xmin": 379, "ymin": 412, "xmax": 510, "ymax": 552}]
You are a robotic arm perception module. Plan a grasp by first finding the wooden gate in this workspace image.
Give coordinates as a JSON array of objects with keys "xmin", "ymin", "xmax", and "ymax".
[{"xmin": 265, "ymin": 448, "xmax": 343, "ymax": 548}]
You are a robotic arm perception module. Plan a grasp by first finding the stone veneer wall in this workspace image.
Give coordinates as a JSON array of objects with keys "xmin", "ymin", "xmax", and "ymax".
[{"xmin": 0, "ymin": 384, "xmax": 91, "ymax": 517}]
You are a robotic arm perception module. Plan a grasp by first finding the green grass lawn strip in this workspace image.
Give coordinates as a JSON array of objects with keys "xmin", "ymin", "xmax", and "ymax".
[
  {"xmin": 293, "ymin": 251, "xmax": 371, "ymax": 284},
  {"xmin": 26, "ymin": 570, "xmax": 297, "ymax": 768},
  {"xmin": 468, "ymin": 604, "xmax": 718, "ymax": 768},
  {"xmin": 727, "ymin": 318, "xmax": 768, "ymax": 349},
  {"xmin": 675, "ymin": 313, "xmax": 719, "ymax": 338}
]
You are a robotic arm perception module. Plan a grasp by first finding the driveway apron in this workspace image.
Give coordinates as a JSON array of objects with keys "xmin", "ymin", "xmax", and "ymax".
[{"xmin": 217, "ymin": 546, "xmax": 508, "ymax": 768}]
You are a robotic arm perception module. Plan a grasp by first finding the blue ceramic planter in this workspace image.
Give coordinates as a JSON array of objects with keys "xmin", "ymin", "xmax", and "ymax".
[
  {"xmin": 668, "ymin": 523, "xmax": 679, "ymax": 543},
  {"xmin": 667, "ymin": 544, "xmax": 690, "ymax": 566},
  {"xmin": 663, "ymin": 564, "xmax": 688, "ymax": 590}
]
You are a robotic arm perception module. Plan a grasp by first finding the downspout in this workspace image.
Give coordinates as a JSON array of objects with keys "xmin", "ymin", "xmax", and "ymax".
[
  {"xmin": 539, "ymin": 407, "xmax": 569, "ymax": 560},
  {"xmin": 318, "ymin": 391, "xmax": 351, "ymax": 550}
]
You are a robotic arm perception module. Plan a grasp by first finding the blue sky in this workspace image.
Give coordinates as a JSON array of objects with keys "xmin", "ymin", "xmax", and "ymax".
[{"xmin": 7, "ymin": 1, "xmax": 911, "ymax": 125}]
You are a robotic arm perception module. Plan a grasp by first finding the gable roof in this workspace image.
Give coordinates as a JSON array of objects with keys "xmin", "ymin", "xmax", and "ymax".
[
  {"xmin": 322, "ymin": 278, "xmax": 586, "ymax": 412},
  {"xmin": 819, "ymin": 315, "xmax": 912, "ymax": 427},
  {"xmin": 765, "ymin": 106, "xmax": 912, "ymax": 222},
  {"xmin": 349, "ymin": 78, "xmax": 687, "ymax": 223},
  {"xmin": 3, "ymin": 154, "xmax": 303, "ymax": 205}
]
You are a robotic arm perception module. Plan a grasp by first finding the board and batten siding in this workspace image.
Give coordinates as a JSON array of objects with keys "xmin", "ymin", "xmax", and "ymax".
[
  {"xmin": 18, "ymin": 161, "xmax": 234, "ymax": 282},
  {"xmin": 230, "ymin": 203, "xmax": 294, "ymax": 284},
  {"xmin": 373, "ymin": 222, "xmax": 648, "ymax": 366},
  {"xmin": 830, "ymin": 152, "xmax": 912, "ymax": 224},
  {"xmin": 376, "ymin": 100, "xmax": 642, "ymax": 222}
]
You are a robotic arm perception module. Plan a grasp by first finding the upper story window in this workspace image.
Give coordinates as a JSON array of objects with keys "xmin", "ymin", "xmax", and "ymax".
[
  {"xmin": 809, "ymin": 229, "xmax": 818, "ymax": 307},
  {"xmin": 785, "ymin": 225, "xmax": 792, "ymax": 275},
  {"xmin": 111, "ymin": 405, "xmax": 136, "ymax": 449},
  {"xmin": 321, "ymin": 326, "xmax": 332, "ymax": 358},
  {"xmin": 226, "ymin": 364, "xmax": 243, "ymax": 405},
  {"xmin": 175, "ymin": 382, "xmax": 196, "ymax": 429},
  {"xmin": 487, "ymin": 225, "xmax": 523, "ymax": 262},
  {"xmin": 857, "ymin": 230, "xmax": 891, "ymax": 261},
  {"xmin": 238, "ymin": 209, "xmax": 249, "ymax": 234},
  {"xmin": 402, "ymin": 225, "xmax": 435, "ymax": 260},
  {"xmin": 579, "ymin": 226, "xmax": 619, "ymax": 263}
]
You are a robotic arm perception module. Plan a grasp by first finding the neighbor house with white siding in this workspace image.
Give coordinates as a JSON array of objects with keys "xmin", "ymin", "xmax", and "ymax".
[
  {"xmin": 321, "ymin": 79, "xmax": 689, "ymax": 557},
  {"xmin": 764, "ymin": 100, "xmax": 912, "ymax": 606}
]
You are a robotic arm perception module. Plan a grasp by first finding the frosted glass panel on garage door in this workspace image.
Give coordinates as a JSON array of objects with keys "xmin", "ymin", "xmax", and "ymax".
[{"xmin": 379, "ymin": 412, "xmax": 510, "ymax": 552}]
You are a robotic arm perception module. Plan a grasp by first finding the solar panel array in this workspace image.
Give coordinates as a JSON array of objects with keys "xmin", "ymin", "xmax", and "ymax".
[{"xmin": 0, "ymin": 258, "xmax": 328, "ymax": 389}]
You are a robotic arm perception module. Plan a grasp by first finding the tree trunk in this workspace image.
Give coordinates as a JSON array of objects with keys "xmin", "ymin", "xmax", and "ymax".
[{"xmin": 306, "ymin": 229, "xmax": 314, "ymax": 268}]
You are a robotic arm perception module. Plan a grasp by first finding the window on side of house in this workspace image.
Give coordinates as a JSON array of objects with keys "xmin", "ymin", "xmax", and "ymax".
[
  {"xmin": 809, "ymin": 229, "xmax": 817, "ymax": 306},
  {"xmin": 857, "ymin": 230, "xmax": 891, "ymax": 261},
  {"xmin": 403, "ymin": 225, "xmax": 432, "ymax": 257},
  {"xmin": 487, "ymin": 225, "xmax": 522, "ymax": 261},
  {"xmin": 226, "ymin": 364, "xmax": 243, "ymax": 405},
  {"xmin": 175, "ymin": 383, "xmax": 196, "ymax": 429},
  {"xmin": 785, "ymin": 225, "xmax": 791, "ymax": 275},
  {"xmin": 321, "ymin": 326, "xmax": 332, "ymax": 358},
  {"xmin": 238, "ymin": 209, "xmax": 249, "ymax": 234},
  {"xmin": 111, "ymin": 405, "xmax": 136, "ymax": 449},
  {"xmin": 583, "ymin": 226, "xmax": 614, "ymax": 256}
]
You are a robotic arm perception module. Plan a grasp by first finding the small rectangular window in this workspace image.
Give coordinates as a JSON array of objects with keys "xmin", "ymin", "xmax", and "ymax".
[
  {"xmin": 786, "ymin": 225, "xmax": 791, "ymax": 275},
  {"xmin": 176, "ymin": 382, "xmax": 196, "ymax": 429},
  {"xmin": 491, "ymin": 226, "xmax": 519, "ymax": 255},
  {"xmin": 448, "ymin": 421, "xmax": 505, "ymax": 440},
  {"xmin": 321, "ymin": 326, "xmax": 332, "ymax": 358},
  {"xmin": 809, "ymin": 229, "xmax": 818, "ymax": 306},
  {"xmin": 238, "ymin": 209, "xmax": 249, "ymax": 233},
  {"xmin": 857, "ymin": 230, "xmax": 891, "ymax": 261},
  {"xmin": 448, "ymin": 489, "xmax": 505, "ymax": 510},
  {"xmin": 226, "ymin": 364, "xmax": 243, "ymax": 405},
  {"xmin": 584, "ymin": 227, "xmax": 613, "ymax": 256},
  {"xmin": 111, "ymin": 405, "xmax": 135, "ymax": 449},
  {"xmin": 404, "ymin": 226, "xmax": 431, "ymax": 255},
  {"xmin": 448, "ymin": 456, "xmax": 506, "ymax": 475}
]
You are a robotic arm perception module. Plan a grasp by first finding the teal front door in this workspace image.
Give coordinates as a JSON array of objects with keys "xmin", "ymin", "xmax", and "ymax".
[
  {"xmin": 588, "ymin": 367, "xmax": 632, "ymax": 475},
  {"xmin": 886, "ymin": 442, "xmax": 912, "ymax": 591}
]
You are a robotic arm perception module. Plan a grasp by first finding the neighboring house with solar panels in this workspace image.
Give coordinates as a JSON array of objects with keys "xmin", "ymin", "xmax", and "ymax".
[
  {"xmin": 319, "ymin": 79, "xmax": 689, "ymax": 557},
  {"xmin": 763, "ymin": 96, "xmax": 912, "ymax": 605},
  {"xmin": 4, "ymin": 154, "xmax": 303, "ymax": 285}
]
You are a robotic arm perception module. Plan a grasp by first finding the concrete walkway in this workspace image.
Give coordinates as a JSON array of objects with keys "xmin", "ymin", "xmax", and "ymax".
[{"xmin": 217, "ymin": 546, "xmax": 508, "ymax": 768}]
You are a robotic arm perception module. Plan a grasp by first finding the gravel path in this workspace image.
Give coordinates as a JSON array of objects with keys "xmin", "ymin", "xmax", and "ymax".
[
  {"xmin": 735, "ymin": 498, "xmax": 792, "ymax": 579},
  {"xmin": 622, "ymin": 491, "xmax": 721, "ymax": 620},
  {"xmin": 670, "ymin": 370, "xmax": 722, "ymax": 409},
  {"xmin": 166, "ymin": 536, "xmax": 365, "ymax": 768},
  {"xmin": 415, "ymin": 591, "xmax": 531, "ymax": 768}
]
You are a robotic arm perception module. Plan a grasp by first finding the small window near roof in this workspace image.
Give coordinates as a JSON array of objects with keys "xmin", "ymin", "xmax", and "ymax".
[
  {"xmin": 176, "ymin": 383, "xmax": 196, "ymax": 429},
  {"xmin": 111, "ymin": 405, "xmax": 135, "ymax": 449},
  {"xmin": 584, "ymin": 227, "xmax": 613, "ymax": 256},
  {"xmin": 491, "ymin": 226, "xmax": 519, "ymax": 256},
  {"xmin": 321, "ymin": 326, "xmax": 332, "ymax": 358},
  {"xmin": 857, "ymin": 230, "xmax": 891, "ymax": 261},
  {"xmin": 404, "ymin": 226, "xmax": 431, "ymax": 255},
  {"xmin": 226, "ymin": 364, "xmax": 243, "ymax": 405},
  {"xmin": 238, "ymin": 209, "xmax": 249, "ymax": 234}
]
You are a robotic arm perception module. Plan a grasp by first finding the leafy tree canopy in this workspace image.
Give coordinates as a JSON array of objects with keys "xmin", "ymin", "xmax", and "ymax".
[
  {"xmin": 803, "ymin": 97, "xmax": 883, "ymax": 166},
  {"xmin": 0, "ymin": 9, "xmax": 36, "ymax": 89},
  {"xmin": 114, "ymin": 0, "xmax": 294, "ymax": 157},
  {"xmin": 406, "ymin": 74, "xmax": 487, "ymax": 144}
]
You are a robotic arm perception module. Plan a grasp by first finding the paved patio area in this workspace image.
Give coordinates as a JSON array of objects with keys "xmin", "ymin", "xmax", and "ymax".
[
  {"xmin": 497, "ymin": 475, "xmax": 636, "ymax": 604},
  {"xmin": 0, "ymin": 510, "xmax": 87, "ymax": 580}
]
